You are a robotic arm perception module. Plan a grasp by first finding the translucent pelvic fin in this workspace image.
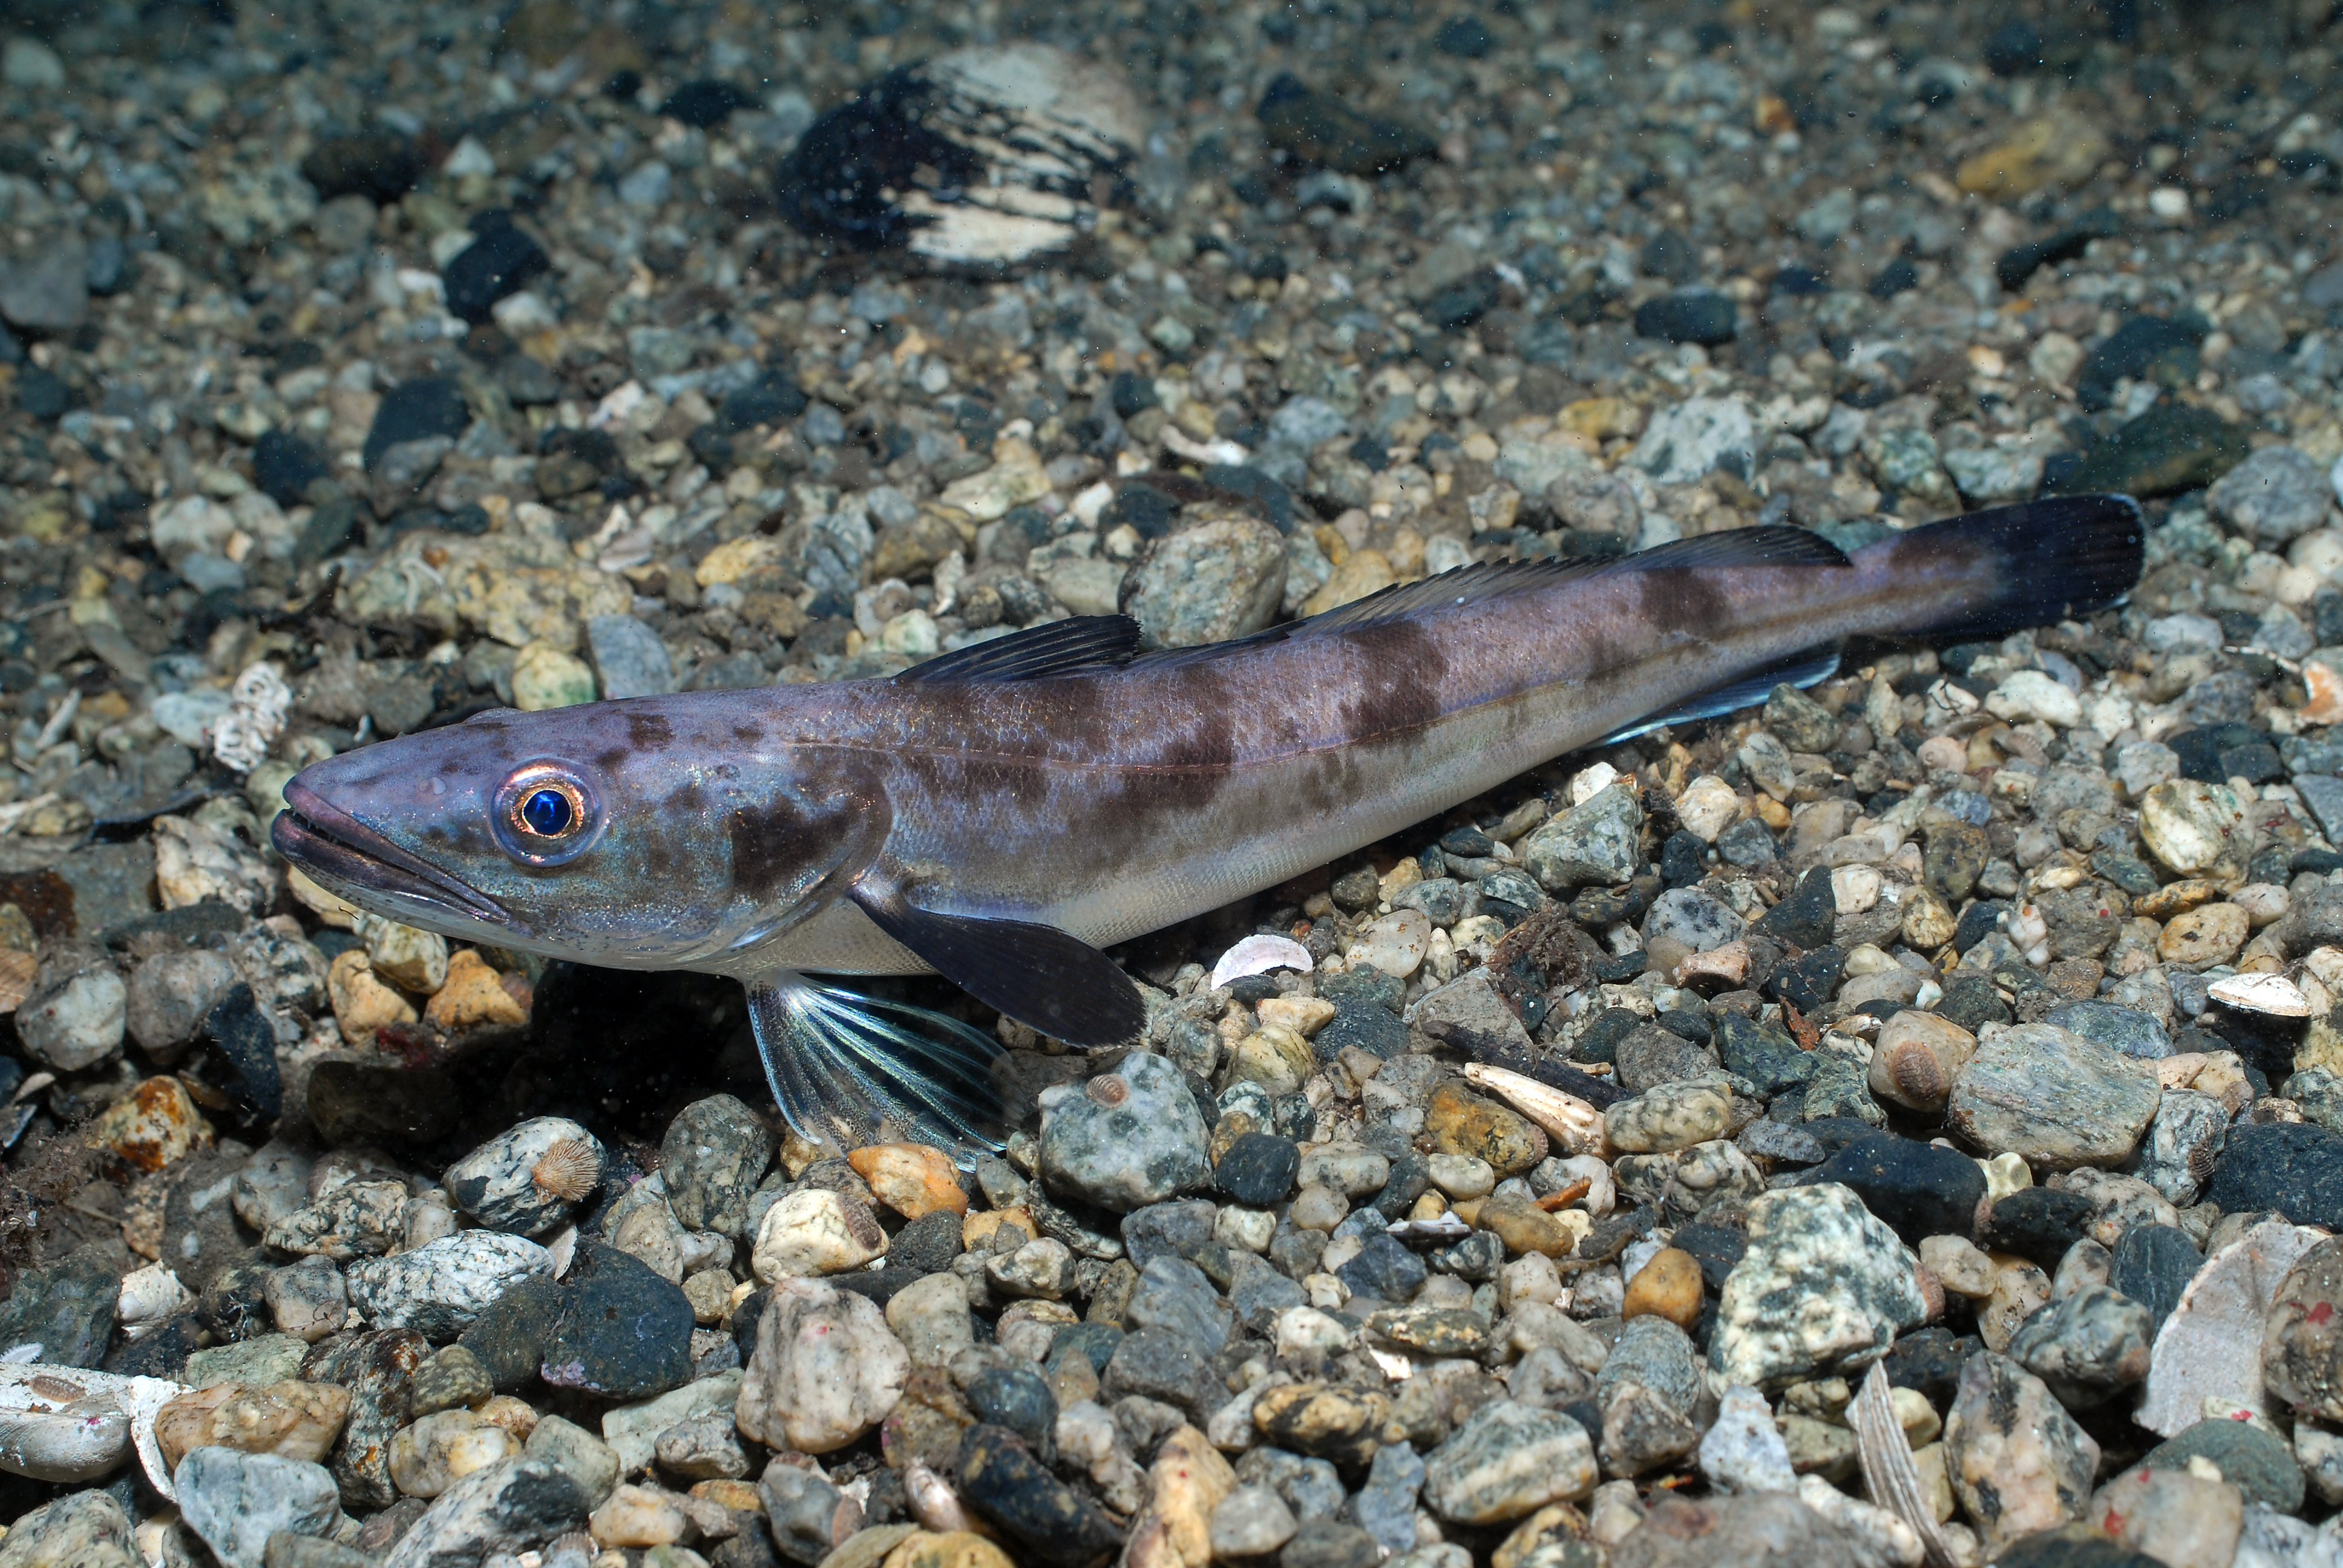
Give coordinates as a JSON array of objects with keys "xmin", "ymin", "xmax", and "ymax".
[{"xmin": 746, "ymin": 973, "xmax": 1006, "ymax": 1162}]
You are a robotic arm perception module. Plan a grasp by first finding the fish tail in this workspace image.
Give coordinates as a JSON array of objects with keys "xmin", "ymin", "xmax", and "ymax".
[
  {"xmin": 747, "ymin": 973, "xmax": 1006, "ymax": 1161},
  {"xmin": 1871, "ymin": 493, "xmax": 2146, "ymax": 642}
]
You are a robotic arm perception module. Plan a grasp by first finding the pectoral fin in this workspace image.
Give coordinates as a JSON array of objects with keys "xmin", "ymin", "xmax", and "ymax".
[
  {"xmin": 849, "ymin": 884, "xmax": 1147, "ymax": 1047},
  {"xmin": 747, "ymin": 974, "xmax": 1006, "ymax": 1157}
]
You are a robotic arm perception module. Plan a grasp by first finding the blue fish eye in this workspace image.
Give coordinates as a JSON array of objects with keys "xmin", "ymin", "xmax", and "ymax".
[{"xmin": 520, "ymin": 788, "xmax": 573, "ymax": 836}]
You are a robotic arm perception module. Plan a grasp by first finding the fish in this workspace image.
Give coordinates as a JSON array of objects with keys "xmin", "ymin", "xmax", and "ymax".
[{"xmin": 271, "ymin": 493, "xmax": 2143, "ymax": 1156}]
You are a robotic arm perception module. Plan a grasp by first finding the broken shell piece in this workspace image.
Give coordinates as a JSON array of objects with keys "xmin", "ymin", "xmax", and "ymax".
[
  {"xmin": 2209, "ymin": 971, "xmax": 2312, "ymax": 1018},
  {"xmin": 1463, "ymin": 1063, "xmax": 1611, "ymax": 1158},
  {"xmin": 1210, "ymin": 934, "xmax": 1316, "ymax": 991},
  {"xmin": 779, "ymin": 44, "xmax": 1144, "ymax": 267},
  {"xmin": 1386, "ymin": 1214, "xmax": 1470, "ymax": 1241},
  {"xmin": 1850, "ymin": 1361, "xmax": 1961, "ymax": 1568},
  {"xmin": 117, "ymin": 1266, "xmax": 194, "ymax": 1341},
  {"xmin": 0, "ymin": 1362, "xmax": 187, "ymax": 1494},
  {"xmin": 904, "ymin": 1461, "xmax": 972, "ymax": 1532}
]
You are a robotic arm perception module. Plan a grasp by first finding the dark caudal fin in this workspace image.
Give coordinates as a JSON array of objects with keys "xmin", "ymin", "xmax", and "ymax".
[{"xmin": 1886, "ymin": 494, "xmax": 2146, "ymax": 642}]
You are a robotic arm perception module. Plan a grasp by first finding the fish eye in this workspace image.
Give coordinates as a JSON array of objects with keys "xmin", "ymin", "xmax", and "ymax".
[{"xmin": 493, "ymin": 765, "xmax": 601, "ymax": 865}]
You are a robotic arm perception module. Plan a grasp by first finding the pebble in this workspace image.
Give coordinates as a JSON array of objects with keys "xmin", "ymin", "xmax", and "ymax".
[
  {"xmin": 2006, "ymin": 1284, "xmax": 2153, "ymax": 1408},
  {"xmin": 752, "ymin": 1186, "xmax": 889, "ymax": 1281},
  {"xmin": 443, "ymin": 1119, "xmax": 605, "ymax": 1238},
  {"xmin": 390, "ymin": 1408, "xmax": 516, "ymax": 1498},
  {"xmin": 847, "ymin": 1143, "xmax": 968, "ymax": 1221},
  {"xmin": 1604, "ymin": 1079, "xmax": 1731, "ymax": 1154},
  {"xmin": 1814, "ymin": 1133, "xmax": 1987, "ymax": 1242},
  {"xmin": 2138, "ymin": 780, "xmax": 2250, "ymax": 875},
  {"xmin": 1711, "ymin": 1184, "xmax": 1927, "ymax": 1388},
  {"xmin": 1866, "ymin": 1011, "xmax": 1976, "ymax": 1113},
  {"xmin": 0, "ymin": 1491, "xmax": 137, "ymax": 1568},
  {"xmin": 955, "ymin": 1425, "xmax": 1126, "ymax": 1568},
  {"xmin": 660, "ymin": 1095, "xmax": 776, "ymax": 1238},
  {"xmin": 1698, "ymin": 1383, "xmax": 1797, "ymax": 1495},
  {"xmin": 2143, "ymin": 1419, "xmax": 2304, "ymax": 1512},
  {"xmin": 2209, "ymin": 445, "xmax": 2333, "ymax": 542},
  {"xmin": 1608, "ymin": 1493, "xmax": 1860, "ymax": 1568},
  {"xmin": 1423, "ymin": 1082, "xmax": 1546, "ymax": 1174},
  {"xmin": 15, "ymin": 949, "xmax": 127, "ymax": 1071},
  {"xmin": 1038, "ymin": 1053, "xmax": 1211, "ymax": 1212},
  {"xmin": 174, "ymin": 1447, "xmax": 341, "ymax": 1568},
  {"xmin": 735, "ymin": 1278, "xmax": 909, "ymax": 1454},
  {"xmin": 347, "ymin": 1232, "xmax": 553, "ymax": 1339},
  {"xmin": 1210, "ymin": 1484, "xmax": 1299, "ymax": 1557},
  {"xmin": 1522, "ymin": 783, "xmax": 1643, "ymax": 890},
  {"xmin": 154, "ymin": 1380, "xmax": 350, "ymax": 1469}
]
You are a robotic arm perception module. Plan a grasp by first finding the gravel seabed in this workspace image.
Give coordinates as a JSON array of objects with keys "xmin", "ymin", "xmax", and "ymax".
[{"xmin": 4, "ymin": 1, "xmax": 2343, "ymax": 1565}]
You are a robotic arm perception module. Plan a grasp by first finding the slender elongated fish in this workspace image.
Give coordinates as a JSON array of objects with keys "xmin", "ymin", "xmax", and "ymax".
[{"xmin": 272, "ymin": 495, "xmax": 2142, "ymax": 1154}]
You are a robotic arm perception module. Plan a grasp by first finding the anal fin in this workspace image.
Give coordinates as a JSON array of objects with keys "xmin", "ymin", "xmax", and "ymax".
[
  {"xmin": 747, "ymin": 973, "xmax": 1006, "ymax": 1159},
  {"xmin": 850, "ymin": 884, "xmax": 1147, "ymax": 1047},
  {"xmin": 1598, "ymin": 642, "xmax": 1843, "ymax": 746}
]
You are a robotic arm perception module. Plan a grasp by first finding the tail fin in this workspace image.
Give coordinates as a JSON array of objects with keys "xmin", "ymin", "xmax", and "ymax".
[{"xmin": 1886, "ymin": 494, "xmax": 2146, "ymax": 642}]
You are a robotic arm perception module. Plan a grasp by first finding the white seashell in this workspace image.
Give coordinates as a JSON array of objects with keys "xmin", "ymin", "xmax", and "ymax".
[
  {"xmin": 1384, "ymin": 1214, "xmax": 1469, "ymax": 1241},
  {"xmin": 904, "ymin": 1461, "xmax": 972, "ymax": 1532},
  {"xmin": 0, "ymin": 1362, "xmax": 186, "ymax": 1495},
  {"xmin": 1463, "ymin": 1062, "xmax": 1612, "ymax": 1158},
  {"xmin": 2209, "ymin": 971, "xmax": 2313, "ymax": 1017},
  {"xmin": 1210, "ymin": 934, "xmax": 1315, "ymax": 990},
  {"xmin": 116, "ymin": 1265, "xmax": 193, "ymax": 1340}
]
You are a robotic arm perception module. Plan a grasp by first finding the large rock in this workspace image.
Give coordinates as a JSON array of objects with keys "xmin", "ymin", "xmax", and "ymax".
[
  {"xmin": 1039, "ymin": 1053, "xmax": 1210, "ymax": 1213},
  {"xmin": 0, "ymin": 1488, "xmax": 139, "ymax": 1568},
  {"xmin": 346, "ymin": 1232, "xmax": 552, "ymax": 1339},
  {"xmin": 379, "ymin": 1457, "xmax": 590, "ymax": 1568},
  {"xmin": 1522, "ymin": 783, "xmax": 1642, "ymax": 891},
  {"xmin": 1710, "ymin": 1184, "xmax": 1925, "ymax": 1388},
  {"xmin": 1420, "ymin": 1399, "xmax": 1597, "ymax": 1526},
  {"xmin": 736, "ymin": 1277, "xmax": 910, "ymax": 1454},
  {"xmin": 1942, "ymin": 1353, "xmax": 2100, "ymax": 1553},
  {"xmin": 2138, "ymin": 1220, "xmax": 2325, "ymax": 1437},
  {"xmin": 1120, "ymin": 517, "xmax": 1288, "ymax": 648},
  {"xmin": 1609, "ymin": 1494, "xmax": 1861, "ymax": 1568},
  {"xmin": 174, "ymin": 1448, "xmax": 341, "ymax": 1568},
  {"xmin": 659, "ymin": 1094, "xmax": 774, "ymax": 1237},
  {"xmin": 1945, "ymin": 1022, "xmax": 2161, "ymax": 1171}
]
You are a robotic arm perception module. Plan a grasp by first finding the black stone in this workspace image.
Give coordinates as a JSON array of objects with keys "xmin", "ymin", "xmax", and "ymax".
[
  {"xmin": 2207, "ymin": 1122, "xmax": 2343, "ymax": 1229},
  {"xmin": 1335, "ymin": 1232, "xmax": 1426, "ymax": 1302},
  {"xmin": 2169, "ymin": 724, "xmax": 2264, "ymax": 784},
  {"xmin": 203, "ymin": 982, "xmax": 283, "ymax": 1119},
  {"xmin": 1715, "ymin": 1012, "xmax": 1816, "ymax": 1097},
  {"xmin": 1768, "ymin": 945, "xmax": 1846, "ymax": 1013},
  {"xmin": 1432, "ymin": 14, "xmax": 1495, "ymax": 58},
  {"xmin": 713, "ymin": 369, "xmax": 810, "ymax": 433},
  {"xmin": 892, "ymin": 1209, "xmax": 965, "ymax": 1276},
  {"xmin": 957, "ymin": 1425, "xmax": 1124, "ymax": 1568},
  {"xmin": 1640, "ymin": 229, "xmax": 1698, "ymax": 284},
  {"xmin": 442, "ymin": 217, "xmax": 551, "ymax": 325},
  {"xmin": 1716, "ymin": 817, "xmax": 1777, "ymax": 866},
  {"xmin": 1348, "ymin": 436, "xmax": 1391, "ymax": 472},
  {"xmin": 966, "ymin": 1366, "xmax": 1057, "ymax": 1461},
  {"xmin": 1049, "ymin": 1322, "xmax": 1123, "ymax": 1374},
  {"xmin": 1752, "ymin": 867, "xmax": 1836, "ymax": 949},
  {"xmin": 1317, "ymin": 968, "xmax": 1404, "ymax": 1013},
  {"xmin": 1634, "ymin": 289, "xmax": 1735, "ymax": 345},
  {"xmin": 1948, "ymin": 900, "xmax": 2005, "ymax": 956},
  {"xmin": 2296, "ymin": 848, "xmax": 2343, "ymax": 878},
  {"xmin": 105, "ymin": 1310, "xmax": 197, "ymax": 1380},
  {"xmin": 300, "ymin": 132, "xmax": 424, "ymax": 203},
  {"xmin": 1659, "ymin": 830, "xmax": 1708, "ymax": 889},
  {"xmin": 1977, "ymin": 1186, "xmax": 2097, "ymax": 1269},
  {"xmin": 1100, "ymin": 1325, "xmax": 1219, "ymax": 1417},
  {"xmin": 1814, "ymin": 1134, "xmax": 1988, "ymax": 1243},
  {"xmin": 1370, "ymin": 1152, "xmax": 1434, "ymax": 1220},
  {"xmin": 1657, "ymin": 1009, "xmax": 1712, "ymax": 1045},
  {"xmin": 2053, "ymin": 401, "xmax": 2252, "ymax": 497},
  {"xmin": 778, "ymin": 68, "xmax": 988, "ymax": 247},
  {"xmin": 1110, "ymin": 371, "xmax": 1154, "ymax": 419},
  {"xmin": 1670, "ymin": 1212, "xmax": 1748, "ymax": 1292},
  {"xmin": 539, "ymin": 1241, "xmax": 694, "ymax": 1400},
  {"xmin": 1217, "ymin": 1132, "xmax": 1301, "ymax": 1206},
  {"xmin": 1257, "ymin": 74, "xmax": 1435, "ymax": 176},
  {"xmin": 1441, "ymin": 826, "xmax": 1496, "ymax": 858},
  {"xmin": 1867, "ymin": 258, "xmax": 1920, "ymax": 301},
  {"xmin": 1121, "ymin": 1200, "xmax": 1220, "ymax": 1270},
  {"xmin": 2077, "ymin": 314, "xmax": 2206, "ymax": 411},
  {"xmin": 2221, "ymin": 740, "xmax": 2286, "ymax": 785},
  {"xmin": 2089, "ymin": 852, "xmax": 2159, "ymax": 897},
  {"xmin": 0, "ymin": 1243, "xmax": 118, "ymax": 1366},
  {"xmin": 252, "ymin": 429, "xmax": 330, "ymax": 507},
  {"xmin": 362, "ymin": 376, "xmax": 470, "ymax": 472},
  {"xmin": 1996, "ymin": 211, "xmax": 2122, "ymax": 295},
  {"xmin": 830, "ymin": 1267, "xmax": 925, "ymax": 1308},
  {"xmin": 2143, "ymin": 1420, "xmax": 2304, "ymax": 1512},
  {"xmin": 1996, "ymin": 1530, "xmax": 2163, "ymax": 1568},
  {"xmin": 1936, "ymin": 972, "xmax": 2013, "ymax": 1032},
  {"xmin": 1882, "ymin": 1327, "xmax": 1982, "ymax": 1406},
  {"xmin": 15, "ymin": 368, "xmax": 67, "ymax": 421},
  {"xmin": 1104, "ymin": 483, "xmax": 1178, "ymax": 540},
  {"xmin": 1773, "ymin": 265, "xmax": 1832, "ymax": 297},
  {"xmin": 1984, "ymin": 20, "xmax": 2045, "ymax": 74},
  {"xmin": 2110, "ymin": 1224, "xmax": 2199, "ymax": 1334},
  {"xmin": 1574, "ymin": 1008, "xmax": 1645, "ymax": 1067},
  {"xmin": 1424, "ymin": 272, "xmax": 1501, "ymax": 333},
  {"xmin": 197, "ymin": 1262, "xmax": 272, "ymax": 1342},
  {"xmin": 661, "ymin": 79, "xmax": 756, "ymax": 128},
  {"xmin": 1313, "ymin": 1001, "xmax": 1407, "ymax": 1062},
  {"xmin": 293, "ymin": 494, "xmax": 359, "ymax": 567}
]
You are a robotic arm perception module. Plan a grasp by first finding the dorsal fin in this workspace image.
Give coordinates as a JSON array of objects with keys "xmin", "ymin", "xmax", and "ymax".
[
  {"xmin": 894, "ymin": 615, "xmax": 1141, "ymax": 684},
  {"xmin": 1294, "ymin": 525, "xmax": 1853, "ymax": 636}
]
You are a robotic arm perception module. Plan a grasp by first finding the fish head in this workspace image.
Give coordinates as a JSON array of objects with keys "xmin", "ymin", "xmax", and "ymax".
[{"xmin": 270, "ymin": 698, "xmax": 883, "ymax": 967}]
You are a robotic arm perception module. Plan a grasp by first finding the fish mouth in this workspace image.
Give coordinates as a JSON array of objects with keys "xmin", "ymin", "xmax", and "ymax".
[{"xmin": 271, "ymin": 781, "xmax": 509, "ymax": 927}]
